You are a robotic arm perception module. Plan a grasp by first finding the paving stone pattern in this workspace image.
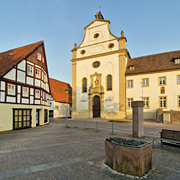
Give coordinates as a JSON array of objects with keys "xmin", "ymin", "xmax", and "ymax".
[{"xmin": 0, "ymin": 118, "xmax": 180, "ymax": 180}]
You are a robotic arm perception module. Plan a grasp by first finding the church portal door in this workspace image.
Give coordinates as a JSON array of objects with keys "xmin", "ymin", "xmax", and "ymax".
[{"xmin": 93, "ymin": 95, "xmax": 100, "ymax": 118}]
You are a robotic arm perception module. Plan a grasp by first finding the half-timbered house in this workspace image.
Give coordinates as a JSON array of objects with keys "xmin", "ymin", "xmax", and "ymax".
[{"xmin": 0, "ymin": 41, "xmax": 50, "ymax": 131}]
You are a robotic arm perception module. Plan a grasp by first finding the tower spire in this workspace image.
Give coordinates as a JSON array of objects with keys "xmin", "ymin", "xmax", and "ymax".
[
  {"xmin": 99, "ymin": 3, "xmax": 101, "ymax": 11},
  {"xmin": 94, "ymin": 1, "xmax": 104, "ymax": 20}
]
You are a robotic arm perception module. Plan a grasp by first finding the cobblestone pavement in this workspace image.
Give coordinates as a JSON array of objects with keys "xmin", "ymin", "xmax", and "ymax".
[{"xmin": 0, "ymin": 118, "xmax": 180, "ymax": 180}]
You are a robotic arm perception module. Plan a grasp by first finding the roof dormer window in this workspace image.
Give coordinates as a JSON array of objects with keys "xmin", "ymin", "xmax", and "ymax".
[
  {"xmin": 8, "ymin": 52, "xmax": 14, "ymax": 56},
  {"xmin": 175, "ymin": 59, "xmax": 180, "ymax": 64},
  {"xmin": 129, "ymin": 66, "xmax": 134, "ymax": 70},
  {"xmin": 37, "ymin": 53, "xmax": 41, "ymax": 61}
]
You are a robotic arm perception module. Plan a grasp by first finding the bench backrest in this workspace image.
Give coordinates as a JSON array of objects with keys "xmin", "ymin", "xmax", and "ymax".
[{"xmin": 161, "ymin": 129, "xmax": 180, "ymax": 141}]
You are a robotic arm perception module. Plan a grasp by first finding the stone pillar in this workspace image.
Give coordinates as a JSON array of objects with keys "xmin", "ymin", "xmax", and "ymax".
[{"xmin": 132, "ymin": 101, "xmax": 144, "ymax": 138}]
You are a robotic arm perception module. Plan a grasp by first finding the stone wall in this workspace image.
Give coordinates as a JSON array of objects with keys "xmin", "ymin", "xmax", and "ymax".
[{"xmin": 156, "ymin": 108, "xmax": 180, "ymax": 124}]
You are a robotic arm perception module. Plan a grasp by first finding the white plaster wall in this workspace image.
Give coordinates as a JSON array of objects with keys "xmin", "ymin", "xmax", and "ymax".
[
  {"xmin": 35, "ymin": 79, "xmax": 40, "ymax": 87},
  {"xmin": 18, "ymin": 85, "xmax": 21, "ymax": 93},
  {"xmin": 17, "ymin": 94, "xmax": 21, "ymax": 103},
  {"xmin": 77, "ymin": 40, "xmax": 118, "ymax": 58},
  {"xmin": 54, "ymin": 101, "xmax": 71, "ymax": 118},
  {"xmin": 6, "ymin": 97, "xmax": 16, "ymax": 103},
  {"xmin": 4, "ymin": 68, "xmax": 16, "ymax": 81},
  {"xmin": 77, "ymin": 21, "xmax": 118, "ymax": 58},
  {"xmin": 126, "ymin": 71, "xmax": 180, "ymax": 114},
  {"xmin": 27, "ymin": 77, "xmax": 34, "ymax": 85},
  {"xmin": 49, "ymin": 96, "xmax": 54, "ymax": 111},
  {"xmin": 30, "ymin": 88, "xmax": 34, "ymax": 95},
  {"xmin": 35, "ymin": 64, "xmax": 41, "ymax": 69},
  {"xmin": 30, "ymin": 96, "xmax": 34, "ymax": 104},
  {"xmin": 17, "ymin": 60, "xmax": 26, "ymax": 71},
  {"xmin": 35, "ymin": 100, "xmax": 40, "ymax": 104},
  {"xmin": 46, "ymin": 84, "xmax": 49, "ymax": 92},
  {"xmin": 76, "ymin": 53, "xmax": 120, "ymax": 112},
  {"xmin": 22, "ymin": 98, "xmax": 29, "ymax": 104},
  {"xmin": 0, "ymin": 92, "xmax": 5, "ymax": 102},
  {"xmin": 79, "ymin": 21, "xmax": 117, "ymax": 48},
  {"xmin": 0, "ymin": 81, "xmax": 5, "ymax": 90},
  {"xmin": 27, "ymin": 61, "xmax": 34, "ymax": 66},
  {"xmin": 17, "ymin": 70, "xmax": 25, "ymax": 83}
]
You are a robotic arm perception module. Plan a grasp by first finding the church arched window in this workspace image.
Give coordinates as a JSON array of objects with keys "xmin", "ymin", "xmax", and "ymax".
[
  {"xmin": 107, "ymin": 75, "xmax": 112, "ymax": 91},
  {"xmin": 82, "ymin": 78, "xmax": 87, "ymax": 93}
]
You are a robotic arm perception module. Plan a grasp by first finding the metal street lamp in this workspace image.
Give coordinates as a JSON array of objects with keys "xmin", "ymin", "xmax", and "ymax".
[{"xmin": 65, "ymin": 88, "xmax": 69, "ymax": 123}]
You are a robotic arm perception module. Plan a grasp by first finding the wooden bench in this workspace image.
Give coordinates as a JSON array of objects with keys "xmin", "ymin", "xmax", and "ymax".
[{"xmin": 152, "ymin": 129, "xmax": 180, "ymax": 148}]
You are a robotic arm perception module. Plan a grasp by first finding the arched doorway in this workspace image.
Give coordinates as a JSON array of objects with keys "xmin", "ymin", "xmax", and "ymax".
[{"xmin": 93, "ymin": 95, "xmax": 100, "ymax": 118}]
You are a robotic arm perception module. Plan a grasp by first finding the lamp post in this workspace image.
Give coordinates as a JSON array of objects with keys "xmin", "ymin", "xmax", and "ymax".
[{"xmin": 65, "ymin": 88, "xmax": 69, "ymax": 124}]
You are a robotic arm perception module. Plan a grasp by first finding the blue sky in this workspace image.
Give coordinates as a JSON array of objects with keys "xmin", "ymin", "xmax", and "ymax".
[{"xmin": 0, "ymin": 0, "xmax": 180, "ymax": 85}]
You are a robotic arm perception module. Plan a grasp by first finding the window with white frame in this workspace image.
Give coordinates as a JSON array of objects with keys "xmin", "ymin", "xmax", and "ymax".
[
  {"xmin": 27, "ymin": 65, "xmax": 33, "ymax": 76},
  {"xmin": 37, "ymin": 53, "xmax": 41, "ymax": 60},
  {"xmin": 107, "ymin": 75, "xmax": 112, "ymax": 91},
  {"xmin": 35, "ymin": 68, "xmax": 41, "ymax": 78},
  {"xmin": 44, "ymin": 73, "xmax": 46, "ymax": 82},
  {"xmin": 129, "ymin": 66, "xmax": 134, "ymax": 70},
  {"xmin": 42, "ymin": 72, "xmax": 44, "ymax": 81},
  {"xmin": 22, "ymin": 87, "xmax": 29, "ymax": 97},
  {"xmin": 82, "ymin": 78, "xmax": 87, "ymax": 93},
  {"xmin": 127, "ymin": 98, "xmax": 133, "ymax": 108},
  {"xmin": 143, "ymin": 97, "xmax": 149, "ymax": 108},
  {"xmin": 178, "ymin": 96, "xmax": 180, "ymax": 108},
  {"xmin": 127, "ymin": 80, "xmax": 133, "ymax": 88},
  {"xmin": 159, "ymin": 96, "xmax": 166, "ymax": 108},
  {"xmin": 159, "ymin": 77, "xmax": 166, "ymax": 85},
  {"xmin": 142, "ymin": 78, "xmax": 149, "ymax": 87},
  {"xmin": 35, "ymin": 89, "xmax": 40, "ymax": 99},
  {"xmin": 175, "ymin": 59, "xmax": 180, "ymax": 64},
  {"xmin": 177, "ymin": 75, "xmax": 180, "ymax": 84},
  {"xmin": 8, "ymin": 84, "xmax": 15, "ymax": 95}
]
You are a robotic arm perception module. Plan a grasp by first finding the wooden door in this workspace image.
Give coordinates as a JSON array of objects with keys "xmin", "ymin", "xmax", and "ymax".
[
  {"xmin": 36, "ymin": 109, "xmax": 40, "ymax": 126},
  {"xmin": 93, "ymin": 96, "xmax": 100, "ymax": 118},
  {"xmin": 13, "ymin": 109, "xmax": 31, "ymax": 130}
]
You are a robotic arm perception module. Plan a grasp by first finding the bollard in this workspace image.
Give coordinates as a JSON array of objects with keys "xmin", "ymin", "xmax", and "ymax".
[
  {"xmin": 112, "ymin": 122, "xmax": 114, "ymax": 135},
  {"xmin": 84, "ymin": 120, "xmax": 86, "ymax": 129},
  {"xmin": 66, "ymin": 118, "xmax": 68, "ymax": 127},
  {"xmin": 96, "ymin": 121, "xmax": 98, "ymax": 131}
]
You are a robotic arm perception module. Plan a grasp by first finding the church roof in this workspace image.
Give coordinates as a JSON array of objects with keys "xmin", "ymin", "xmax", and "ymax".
[
  {"xmin": 49, "ymin": 78, "xmax": 72, "ymax": 104},
  {"xmin": 0, "ymin": 41, "xmax": 43, "ymax": 77},
  {"xmin": 126, "ymin": 50, "xmax": 180, "ymax": 75}
]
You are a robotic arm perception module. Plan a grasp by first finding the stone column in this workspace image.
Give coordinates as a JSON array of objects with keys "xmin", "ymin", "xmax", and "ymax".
[{"xmin": 132, "ymin": 101, "xmax": 144, "ymax": 138}]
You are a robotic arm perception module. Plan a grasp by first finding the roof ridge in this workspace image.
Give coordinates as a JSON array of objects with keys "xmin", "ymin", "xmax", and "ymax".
[
  {"xmin": 131, "ymin": 49, "xmax": 180, "ymax": 60},
  {"xmin": 49, "ymin": 78, "xmax": 71, "ymax": 86},
  {"xmin": 0, "ymin": 40, "xmax": 43, "ymax": 54}
]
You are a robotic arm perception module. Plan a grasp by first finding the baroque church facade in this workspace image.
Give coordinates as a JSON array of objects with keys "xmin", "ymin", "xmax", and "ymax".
[{"xmin": 71, "ymin": 12, "xmax": 180, "ymax": 121}]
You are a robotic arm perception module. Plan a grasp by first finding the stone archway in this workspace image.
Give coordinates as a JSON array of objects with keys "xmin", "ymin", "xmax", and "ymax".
[{"xmin": 93, "ymin": 95, "xmax": 101, "ymax": 118}]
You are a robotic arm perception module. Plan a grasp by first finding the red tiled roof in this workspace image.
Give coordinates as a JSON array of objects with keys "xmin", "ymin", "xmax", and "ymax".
[
  {"xmin": 126, "ymin": 50, "xmax": 180, "ymax": 75},
  {"xmin": 0, "ymin": 41, "xmax": 43, "ymax": 77},
  {"xmin": 49, "ymin": 78, "xmax": 72, "ymax": 104}
]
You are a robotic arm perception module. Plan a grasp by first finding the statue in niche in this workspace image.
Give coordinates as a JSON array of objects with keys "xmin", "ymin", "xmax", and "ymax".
[{"xmin": 94, "ymin": 76, "xmax": 99, "ymax": 87}]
